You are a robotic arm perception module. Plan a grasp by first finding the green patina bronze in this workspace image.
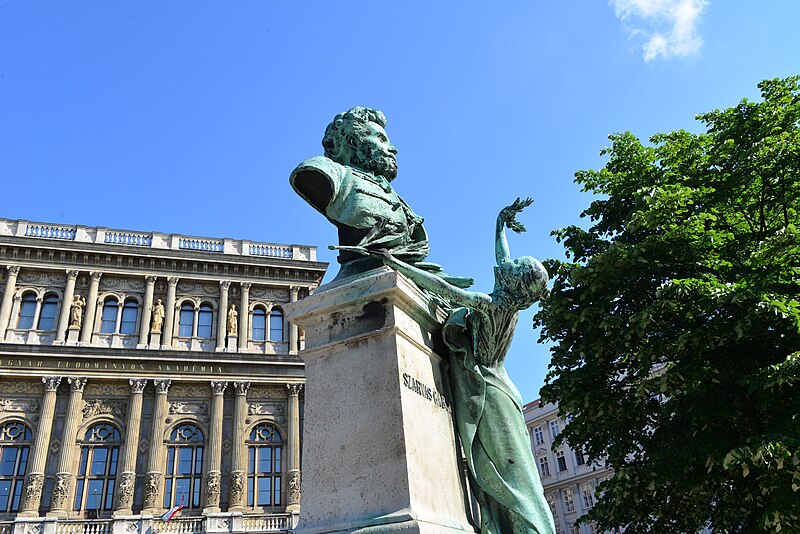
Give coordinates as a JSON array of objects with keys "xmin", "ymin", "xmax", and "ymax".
[
  {"xmin": 289, "ymin": 107, "xmax": 471, "ymax": 287},
  {"xmin": 349, "ymin": 199, "xmax": 556, "ymax": 534}
]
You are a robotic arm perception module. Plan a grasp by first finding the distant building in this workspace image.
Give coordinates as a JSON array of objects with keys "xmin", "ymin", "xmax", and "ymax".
[
  {"xmin": 524, "ymin": 399, "xmax": 611, "ymax": 534},
  {"xmin": 0, "ymin": 218, "xmax": 326, "ymax": 533}
]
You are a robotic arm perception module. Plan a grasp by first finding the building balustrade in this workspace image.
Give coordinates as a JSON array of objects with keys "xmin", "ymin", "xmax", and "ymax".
[
  {"xmin": 1, "ymin": 514, "xmax": 292, "ymax": 534},
  {"xmin": 0, "ymin": 219, "xmax": 316, "ymax": 261}
]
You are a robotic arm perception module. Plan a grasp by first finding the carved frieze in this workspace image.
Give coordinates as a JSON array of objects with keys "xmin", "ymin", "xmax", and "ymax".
[
  {"xmin": 250, "ymin": 287, "xmax": 290, "ymax": 301},
  {"xmin": 85, "ymin": 382, "xmax": 129, "ymax": 397},
  {"xmin": 100, "ymin": 277, "xmax": 145, "ymax": 293},
  {"xmin": 0, "ymin": 398, "xmax": 40, "ymax": 413},
  {"xmin": 247, "ymin": 385, "xmax": 286, "ymax": 400},
  {"xmin": 168, "ymin": 401, "xmax": 208, "ymax": 415},
  {"xmin": 169, "ymin": 384, "xmax": 206, "ymax": 398},
  {"xmin": 18, "ymin": 271, "xmax": 66, "ymax": 287},
  {"xmin": 177, "ymin": 281, "xmax": 219, "ymax": 296},
  {"xmin": 0, "ymin": 380, "xmax": 43, "ymax": 395},
  {"xmin": 82, "ymin": 399, "xmax": 127, "ymax": 420}
]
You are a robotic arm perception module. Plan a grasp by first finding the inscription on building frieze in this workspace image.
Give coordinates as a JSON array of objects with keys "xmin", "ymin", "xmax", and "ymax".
[
  {"xmin": 401, "ymin": 373, "xmax": 451, "ymax": 412},
  {"xmin": 0, "ymin": 358, "xmax": 223, "ymax": 375}
]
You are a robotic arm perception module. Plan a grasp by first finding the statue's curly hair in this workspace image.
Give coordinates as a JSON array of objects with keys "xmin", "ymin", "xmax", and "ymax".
[
  {"xmin": 494, "ymin": 256, "xmax": 548, "ymax": 310},
  {"xmin": 322, "ymin": 107, "xmax": 387, "ymax": 164}
]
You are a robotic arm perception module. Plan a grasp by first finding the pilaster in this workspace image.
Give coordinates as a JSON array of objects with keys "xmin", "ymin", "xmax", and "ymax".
[
  {"xmin": 0, "ymin": 265, "xmax": 20, "ymax": 340},
  {"xmin": 54, "ymin": 270, "xmax": 79, "ymax": 344},
  {"xmin": 238, "ymin": 283, "xmax": 251, "ymax": 351},
  {"xmin": 138, "ymin": 276, "xmax": 157, "ymax": 348},
  {"xmin": 216, "ymin": 281, "xmax": 230, "ymax": 351},
  {"xmin": 142, "ymin": 379, "xmax": 171, "ymax": 515},
  {"xmin": 288, "ymin": 286, "xmax": 299, "ymax": 354},
  {"xmin": 228, "ymin": 381, "xmax": 250, "ymax": 511},
  {"xmin": 47, "ymin": 376, "xmax": 87, "ymax": 518},
  {"xmin": 161, "ymin": 277, "xmax": 179, "ymax": 348},
  {"xmin": 286, "ymin": 383, "xmax": 303, "ymax": 511},
  {"xmin": 203, "ymin": 381, "xmax": 228, "ymax": 513},
  {"xmin": 114, "ymin": 378, "xmax": 147, "ymax": 516},
  {"xmin": 79, "ymin": 272, "xmax": 102, "ymax": 344}
]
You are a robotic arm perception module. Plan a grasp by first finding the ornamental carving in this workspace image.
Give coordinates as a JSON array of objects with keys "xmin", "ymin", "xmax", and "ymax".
[
  {"xmin": 22, "ymin": 472, "xmax": 44, "ymax": 510},
  {"xmin": 51, "ymin": 472, "xmax": 71, "ymax": 509},
  {"xmin": 250, "ymin": 287, "xmax": 290, "ymax": 301},
  {"xmin": 116, "ymin": 472, "xmax": 136, "ymax": 510},
  {"xmin": 143, "ymin": 472, "xmax": 161, "ymax": 509},
  {"xmin": 7, "ymin": 265, "xmax": 21, "ymax": 276},
  {"xmin": 210, "ymin": 381, "xmax": 228, "ymax": 396},
  {"xmin": 177, "ymin": 282, "xmax": 219, "ymax": 296},
  {"xmin": 169, "ymin": 401, "xmax": 208, "ymax": 415},
  {"xmin": 286, "ymin": 383, "xmax": 304, "ymax": 397},
  {"xmin": 82, "ymin": 399, "xmax": 127, "ymax": 420},
  {"xmin": 288, "ymin": 470, "xmax": 302, "ymax": 505},
  {"xmin": 18, "ymin": 271, "xmax": 66, "ymax": 286},
  {"xmin": 247, "ymin": 402, "xmax": 286, "ymax": 419},
  {"xmin": 170, "ymin": 384, "xmax": 206, "ymax": 398},
  {"xmin": 228, "ymin": 471, "xmax": 245, "ymax": 506},
  {"xmin": 100, "ymin": 277, "xmax": 145, "ymax": 292},
  {"xmin": 206, "ymin": 471, "xmax": 221, "ymax": 507},
  {"xmin": 247, "ymin": 385, "xmax": 285, "ymax": 399},
  {"xmin": 68, "ymin": 377, "xmax": 88, "ymax": 392},
  {"xmin": 130, "ymin": 378, "xmax": 147, "ymax": 394},
  {"xmin": 85, "ymin": 383, "xmax": 129, "ymax": 397},
  {"xmin": 154, "ymin": 379, "xmax": 172, "ymax": 394},
  {"xmin": 25, "ymin": 523, "xmax": 41, "ymax": 534},
  {"xmin": 233, "ymin": 381, "xmax": 250, "ymax": 396},
  {"xmin": 0, "ymin": 398, "xmax": 40, "ymax": 413},
  {"xmin": 0, "ymin": 381, "xmax": 43, "ymax": 395}
]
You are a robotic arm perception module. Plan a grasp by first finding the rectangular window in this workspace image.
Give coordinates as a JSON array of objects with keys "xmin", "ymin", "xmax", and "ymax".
[
  {"xmin": 11, "ymin": 479, "xmax": 23, "ymax": 511},
  {"xmin": 538, "ymin": 456, "xmax": 550, "ymax": 478},
  {"xmin": 570, "ymin": 526, "xmax": 580, "ymax": 534},
  {"xmin": 192, "ymin": 479, "xmax": 201, "ymax": 508},
  {"xmin": 247, "ymin": 477, "xmax": 254, "ymax": 507},
  {"xmin": 574, "ymin": 449, "xmax": 586, "ymax": 467},
  {"xmin": 275, "ymin": 447, "xmax": 281, "ymax": 473},
  {"xmin": 91, "ymin": 448, "xmax": 108, "ymax": 476},
  {"xmin": 556, "ymin": 450, "xmax": 567, "ymax": 472},
  {"xmin": 73, "ymin": 479, "xmax": 84, "ymax": 511},
  {"xmin": 0, "ymin": 448, "xmax": 18, "ymax": 476},
  {"xmin": 563, "ymin": 488, "xmax": 575, "ymax": 513},
  {"xmin": 274, "ymin": 476, "xmax": 281, "ymax": 505},
  {"xmin": 550, "ymin": 419, "xmax": 561, "ymax": 438},
  {"xmin": 174, "ymin": 478, "xmax": 191, "ymax": 505},
  {"xmin": 177, "ymin": 448, "xmax": 193, "ymax": 475},
  {"xmin": 17, "ymin": 300, "xmax": 36, "ymax": 330},
  {"xmin": 248, "ymin": 447, "xmax": 256, "ymax": 473},
  {"xmin": 179, "ymin": 309, "xmax": 194, "ymax": 337},
  {"xmin": 0, "ymin": 480, "xmax": 11, "ymax": 512},
  {"xmin": 86, "ymin": 479, "xmax": 104, "ymax": 510},
  {"xmin": 534, "ymin": 426, "xmax": 544, "ymax": 445},
  {"xmin": 109, "ymin": 448, "xmax": 118, "ymax": 476},
  {"xmin": 257, "ymin": 477, "xmax": 271, "ymax": 506},
  {"xmin": 104, "ymin": 479, "xmax": 115, "ymax": 510},
  {"xmin": 194, "ymin": 448, "xmax": 203, "ymax": 474},
  {"xmin": 18, "ymin": 447, "xmax": 28, "ymax": 476},
  {"xmin": 546, "ymin": 492, "xmax": 557, "ymax": 518},
  {"xmin": 582, "ymin": 483, "xmax": 594, "ymax": 509},
  {"xmin": 258, "ymin": 448, "xmax": 272, "ymax": 474},
  {"xmin": 163, "ymin": 479, "xmax": 173, "ymax": 508},
  {"xmin": 78, "ymin": 448, "xmax": 89, "ymax": 476}
]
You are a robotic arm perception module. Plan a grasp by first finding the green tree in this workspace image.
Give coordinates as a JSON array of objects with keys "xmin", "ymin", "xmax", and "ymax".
[{"xmin": 535, "ymin": 76, "xmax": 800, "ymax": 533}]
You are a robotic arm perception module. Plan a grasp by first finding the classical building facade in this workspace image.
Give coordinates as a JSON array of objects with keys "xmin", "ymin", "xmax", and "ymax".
[
  {"xmin": 0, "ymin": 218, "xmax": 326, "ymax": 534},
  {"xmin": 524, "ymin": 399, "xmax": 609, "ymax": 534}
]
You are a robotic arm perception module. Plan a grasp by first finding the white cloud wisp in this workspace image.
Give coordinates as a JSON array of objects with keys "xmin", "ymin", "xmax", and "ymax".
[{"xmin": 610, "ymin": 0, "xmax": 709, "ymax": 61}]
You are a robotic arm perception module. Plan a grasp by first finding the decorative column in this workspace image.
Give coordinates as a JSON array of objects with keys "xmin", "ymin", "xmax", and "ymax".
[
  {"xmin": 161, "ymin": 277, "xmax": 179, "ymax": 348},
  {"xmin": 79, "ymin": 272, "xmax": 102, "ymax": 344},
  {"xmin": 238, "ymin": 283, "xmax": 251, "ymax": 351},
  {"xmin": 0, "ymin": 265, "xmax": 20, "ymax": 340},
  {"xmin": 203, "ymin": 381, "xmax": 228, "ymax": 513},
  {"xmin": 216, "ymin": 281, "xmax": 230, "ymax": 351},
  {"xmin": 288, "ymin": 287, "xmax": 300, "ymax": 354},
  {"xmin": 114, "ymin": 378, "xmax": 147, "ymax": 516},
  {"xmin": 54, "ymin": 270, "xmax": 79, "ymax": 344},
  {"xmin": 138, "ymin": 276, "xmax": 157, "ymax": 347},
  {"xmin": 228, "ymin": 381, "xmax": 250, "ymax": 511},
  {"xmin": 19, "ymin": 376, "xmax": 62, "ymax": 517},
  {"xmin": 47, "ymin": 376, "xmax": 87, "ymax": 517},
  {"xmin": 286, "ymin": 383, "xmax": 303, "ymax": 511},
  {"xmin": 142, "ymin": 379, "xmax": 171, "ymax": 515}
]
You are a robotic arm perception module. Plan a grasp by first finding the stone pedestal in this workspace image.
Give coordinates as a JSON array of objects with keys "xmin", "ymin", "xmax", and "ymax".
[
  {"xmin": 66, "ymin": 326, "xmax": 80, "ymax": 345},
  {"xmin": 285, "ymin": 267, "xmax": 476, "ymax": 534},
  {"xmin": 149, "ymin": 331, "xmax": 161, "ymax": 349},
  {"xmin": 227, "ymin": 335, "xmax": 238, "ymax": 351}
]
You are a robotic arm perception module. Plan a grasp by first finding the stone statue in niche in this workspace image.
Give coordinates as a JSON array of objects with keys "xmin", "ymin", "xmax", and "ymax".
[
  {"xmin": 348, "ymin": 199, "xmax": 555, "ymax": 534},
  {"xmin": 69, "ymin": 295, "xmax": 86, "ymax": 328},
  {"xmin": 150, "ymin": 299, "xmax": 165, "ymax": 333},
  {"xmin": 227, "ymin": 304, "xmax": 238, "ymax": 336},
  {"xmin": 290, "ymin": 106, "xmax": 470, "ymax": 287}
]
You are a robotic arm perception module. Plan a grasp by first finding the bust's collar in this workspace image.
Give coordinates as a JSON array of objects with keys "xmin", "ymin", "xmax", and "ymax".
[{"xmin": 348, "ymin": 165, "xmax": 393, "ymax": 192}]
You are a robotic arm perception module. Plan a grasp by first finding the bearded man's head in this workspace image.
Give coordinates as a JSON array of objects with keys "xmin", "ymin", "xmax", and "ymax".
[{"xmin": 322, "ymin": 107, "xmax": 398, "ymax": 180}]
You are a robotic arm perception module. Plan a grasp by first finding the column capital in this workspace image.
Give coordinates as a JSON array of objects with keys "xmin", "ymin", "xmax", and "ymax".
[
  {"xmin": 66, "ymin": 270, "xmax": 79, "ymax": 280},
  {"xmin": 145, "ymin": 275, "xmax": 158, "ymax": 285},
  {"xmin": 154, "ymin": 379, "xmax": 172, "ymax": 394},
  {"xmin": 287, "ymin": 383, "xmax": 304, "ymax": 397},
  {"xmin": 241, "ymin": 282, "xmax": 252, "ymax": 292},
  {"xmin": 167, "ymin": 276, "xmax": 180, "ymax": 287},
  {"xmin": 289, "ymin": 285, "xmax": 300, "ymax": 295},
  {"xmin": 129, "ymin": 378, "xmax": 147, "ymax": 394},
  {"xmin": 233, "ymin": 381, "xmax": 250, "ymax": 396},
  {"xmin": 7, "ymin": 265, "xmax": 20, "ymax": 276},
  {"xmin": 210, "ymin": 381, "xmax": 228, "ymax": 395},
  {"xmin": 67, "ymin": 377, "xmax": 87, "ymax": 392},
  {"xmin": 89, "ymin": 271, "xmax": 102, "ymax": 282},
  {"xmin": 42, "ymin": 376, "xmax": 62, "ymax": 391},
  {"xmin": 220, "ymin": 280, "xmax": 232, "ymax": 290}
]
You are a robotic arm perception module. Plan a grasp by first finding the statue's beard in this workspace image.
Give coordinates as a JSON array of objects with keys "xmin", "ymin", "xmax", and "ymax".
[{"xmin": 356, "ymin": 146, "xmax": 398, "ymax": 180}]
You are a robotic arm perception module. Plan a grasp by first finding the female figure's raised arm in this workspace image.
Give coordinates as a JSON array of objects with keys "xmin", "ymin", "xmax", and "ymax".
[{"xmin": 495, "ymin": 197, "xmax": 533, "ymax": 265}]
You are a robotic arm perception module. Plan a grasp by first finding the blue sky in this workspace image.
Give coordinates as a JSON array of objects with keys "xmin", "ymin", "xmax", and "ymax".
[{"xmin": 1, "ymin": 1, "xmax": 798, "ymax": 402}]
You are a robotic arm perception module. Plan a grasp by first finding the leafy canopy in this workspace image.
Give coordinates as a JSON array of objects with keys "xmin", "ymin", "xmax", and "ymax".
[{"xmin": 535, "ymin": 76, "xmax": 800, "ymax": 533}]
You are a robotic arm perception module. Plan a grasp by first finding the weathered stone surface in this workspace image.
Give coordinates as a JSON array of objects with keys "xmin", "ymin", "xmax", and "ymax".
[{"xmin": 286, "ymin": 267, "xmax": 477, "ymax": 534}]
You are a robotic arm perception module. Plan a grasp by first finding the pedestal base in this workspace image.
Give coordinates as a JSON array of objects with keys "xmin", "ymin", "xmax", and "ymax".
[
  {"xmin": 227, "ymin": 335, "xmax": 238, "ymax": 351},
  {"xmin": 66, "ymin": 327, "xmax": 80, "ymax": 345},
  {"xmin": 285, "ymin": 268, "xmax": 477, "ymax": 534}
]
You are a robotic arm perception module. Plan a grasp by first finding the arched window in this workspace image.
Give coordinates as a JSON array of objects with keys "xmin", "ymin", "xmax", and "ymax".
[
  {"xmin": 17, "ymin": 293, "xmax": 37, "ymax": 330},
  {"xmin": 164, "ymin": 423, "xmax": 204, "ymax": 510},
  {"xmin": 252, "ymin": 307, "xmax": 267, "ymax": 341},
  {"xmin": 73, "ymin": 422, "xmax": 121, "ymax": 514},
  {"xmin": 37, "ymin": 294, "xmax": 59, "ymax": 331},
  {"xmin": 120, "ymin": 299, "xmax": 138, "ymax": 335},
  {"xmin": 0, "ymin": 421, "xmax": 32, "ymax": 513},
  {"xmin": 246, "ymin": 423, "xmax": 282, "ymax": 508},
  {"xmin": 100, "ymin": 298, "xmax": 118, "ymax": 334},
  {"xmin": 269, "ymin": 309, "xmax": 284, "ymax": 342},
  {"xmin": 178, "ymin": 303, "xmax": 194, "ymax": 337},
  {"xmin": 197, "ymin": 304, "xmax": 213, "ymax": 338}
]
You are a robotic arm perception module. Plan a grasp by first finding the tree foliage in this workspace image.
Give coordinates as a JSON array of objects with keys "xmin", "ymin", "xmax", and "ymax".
[{"xmin": 534, "ymin": 76, "xmax": 800, "ymax": 533}]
